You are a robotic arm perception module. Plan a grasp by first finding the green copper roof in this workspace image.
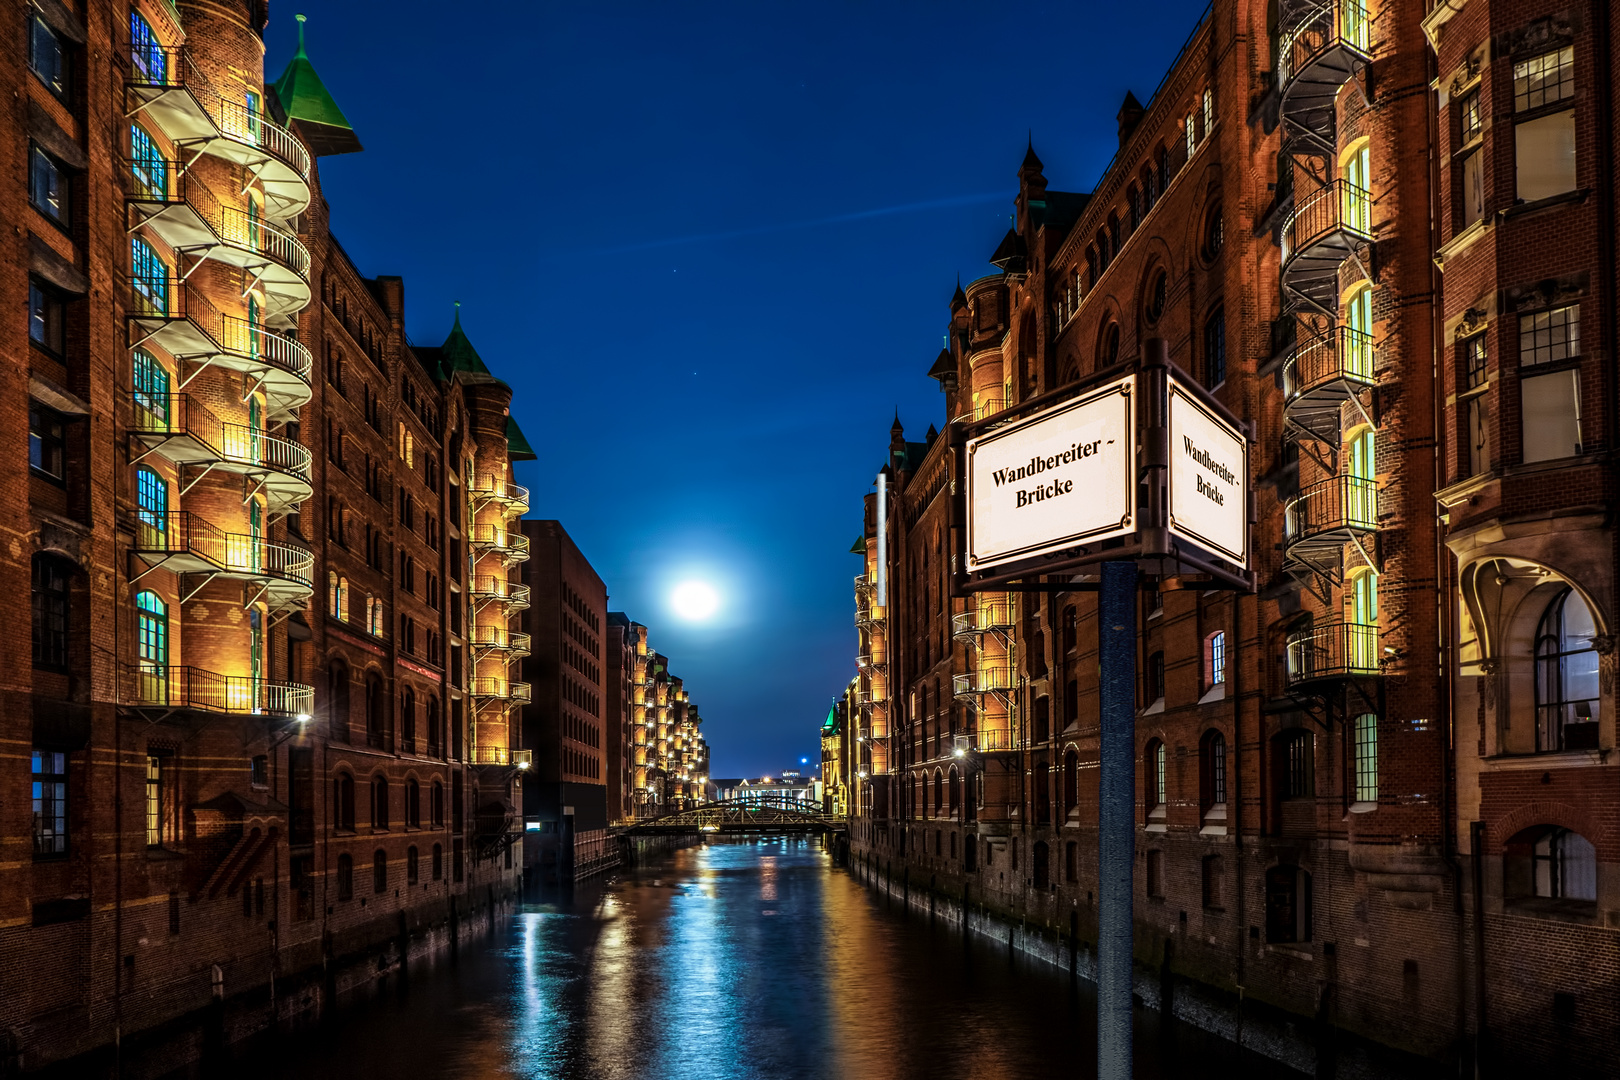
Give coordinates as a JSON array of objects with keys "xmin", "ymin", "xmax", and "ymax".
[
  {"xmin": 849, "ymin": 535, "xmax": 866, "ymax": 555},
  {"xmin": 440, "ymin": 303, "xmax": 493, "ymax": 377},
  {"xmin": 271, "ymin": 15, "xmax": 363, "ymax": 156},
  {"xmin": 507, "ymin": 416, "xmax": 537, "ymax": 461}
]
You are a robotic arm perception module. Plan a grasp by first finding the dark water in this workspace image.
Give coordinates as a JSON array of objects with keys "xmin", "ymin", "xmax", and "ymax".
[{"xmin": 228, "ymin": 838, "xmax": 1299, "ymax": 1079}]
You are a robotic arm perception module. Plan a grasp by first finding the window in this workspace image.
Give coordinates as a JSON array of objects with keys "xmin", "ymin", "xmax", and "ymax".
[
  {"xmin": 1098, "ymin": 322, "xmax": 1120, "ymax": 367},
  {"xmin": 432, "ymin": 781, "xmax": 445, "ymax": 827},
  {"xmin": 1200, "ymin": 729, "xmax": 1227, "ymax": 811},
  {"xmin": 1203, "ymin": 306, "xmax": 1226, "ymax": 388},
  {"xmin": 131, "ymin": 238, "xmax": 168, "ymax": 316},
  {"xmin": 145, "ymin": 752, "xmax": 171, "ymax": 847},
  {"xmin": 374, "ymin": 850, "xmax": 388, "ymax": 894},
  {"xmin": 250, "ymin": 754, "xmax": 269, "ymax": 789},
  {"xmin": 407, "ymin": 845, "xmax": 419, "ymax": 885},
  {"xmin": 372, "ymin": 776, "xmax": 389, "ymax": 828},
  {"xmin": 1206, "ymin": 631, "xmax": 1227, "ymax": 686},
  {"xmin": 130, "ymin": 12, "xmax": 167, "ymax": 81},
  {"xmin": 135, "ymin": 466, "xmax": 167, "ymax": 533},
  {"xmin": 1202, "ymin": 202, "xmax": 1224, "ymax": 260},
  {"xmin": 337, "ymin": 854, "xmax": 353, "ymax": 900},
  {"xmin": 1185, "ymin": 109, "xmax": 1197, "ymax": 158},
  {"xmin": 1460, "ymin": 334, "xmax": 1489, "ymax": 478},
  {"xmin": 1202, "ymin": 87, "xmax": 1213, "ymax": 136},
  {"xmin": 1145, "ymin": 740, "xmax": 1166, "ymax": 815},
  {"xmin": 1514, "ymin": 47, "xmax": 1574, "ymax": 112},
  {"xmin": 1202, "ymin": 854, "xmax": 1225, "ymax": 909},
  {"xmin": 30, "ymin": 145, "xmax": 69, "ymax": 226},
  {"xmin": 1282, "ymin": 731, "xmax": 1314, "ymax": 798},
  {"xmin": 133, "ymin": 349, "xmax": 170, "ymax": 424},
  {"xmin": 1519, "ymin": 305, "xmax": 1579, "ymax": 368},
  {"xmin": 337, "ymin": 576, "xmax": 350, "ymax": 622},
  {"xmin": 1265, "ymin": 865, "xmax": 1311, "ymax": 943},
  {"xmin": 32, "ymin": 749, "xmax": 68, "ymax": 856},
  {"xmin": 136, "ymin": 589, "xmax": 167, "ymax": 672},
  {"xmin": 29, "ymin": 280, "xmax": 66, "ymax": 356},
  {"xmin": 1147, "ymin": 652, "xmax": 1165, "ymax": 704},
  {"xmin": 28, "ymin": 11, "xmax": 68, "ymax": 100},
  {"xmin": 32, "ymin": 554, "xmax": 70, "ymax": 671},
  {"xmin": 1342, "ymin": 143, "xmax": 1371, "ymax": 233},
  {"xmin": 1144, "ymin": 270, "xmax": 1167, "ymax": 324},
  {"xmin": 1520, "ymin": 368, "xmax": 1582, "ymax": 463},
  {"xmin": 1516, "ymin": 111, "xmax": 1576, "ymax": 202},
  {"xmin": 366, "ymin": 594, "xmax": 383, "ymax": 637},
  {"xmin": 1459, "ymin": 88, "xmax": 1482, "ymax": 141},
  {"xmin": 432, "ymin": 843, "xmax": 443, "ymax": 881},
  {"xmin": 1460, "ymin": 147, "xmax": 1485, "ymax": 228},
  {"xmin": 29, "ymin": 404, "xmax": 66, "ymax": 481},
  {"xmin": 1352, "ymin": 713, "xmax": 1379, "ymax": 802},
  {"xmin": 406, "ymin": 778, "xmax": 421, "ymax": 828},
  {"xmin": 1535, "ymin": 587, "xmax": 1600, "ymax": 752},
  {"xmin": 1531, "ymin": 827, "xmax": 1596, "ymax": 901},
  {"xmin": 334, "ymin": 772, "xmax": 356, "ymax": 831}
]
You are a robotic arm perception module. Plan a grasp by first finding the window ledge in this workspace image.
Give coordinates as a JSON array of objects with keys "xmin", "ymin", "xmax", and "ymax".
[
  {"xmin": 1433, "ymin": 215, "xmax": 1493, "ymax": 271},
  {"xmin": 1483, "ymin": 749, "xmax": 1610, "ymax": 771},
  {"xmin": 1504, "ymin": 897, "xmax": 1597, "ymax": 924},
  {"xmin": 1501, "ymin": 188, "xmax": 1589, "ymax": 222},
  {"xmin": 1349, "ymin": 800, "xmax": 1379, "ymax": 814},
  {"xmin": 1144, "ymin": 823, "xmax": 1169, "ymax": 834},
  {"xmin": 1199, "ymin": 824, "xmax": 1229, "ymax": 836},
  {"xmin": 1266, "ymin": 944, "xmax": 1314, "ymax": 961},
  {"xmin": 1198, "ymin": 682, "xmax": 1226, "ymax": 705},
  {"xmin": 1141, "ymin": 697, "xmax": 1165, "ymax": 716}
]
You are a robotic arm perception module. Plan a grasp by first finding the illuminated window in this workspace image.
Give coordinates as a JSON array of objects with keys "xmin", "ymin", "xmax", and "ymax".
[
  {"xmin": 1352, "ymin": 712, "xmax": 1379, "ymax": 802},
  {"xmin": 1535, "ymin": 587, "xmax": 1600, "ymax": 752},
  {"xmin": 133, "ymin": 349, "xmax": 170, "ymax": 425},
  {"xmin": 1520, "ymin": 305, "xmax": 1580, "ymax": 368},
  {"xmin": 136, "ymin": 591, "xmax": 167, "ymax": 669},
  {"xmin": 1514, "ymin": 47, "xmax": 1574, "ymax": 112},
  {"xmin": 131, "ymin": 238, "xmax": 168, "ymax": 316},
  {"xmin": 1145, "ymin": 739, "xmax": 1166, "ymax": 813},
  {"xmin": 129, "ymin": 11, "xmax": 166, "ymax": 84},
  {"xmin": 32, "ymin": 748, "xmax": 68, "ymax": 856},
  {"xmin": 145, "ymin": 751, "xmax": 171, "ymax": 847}
]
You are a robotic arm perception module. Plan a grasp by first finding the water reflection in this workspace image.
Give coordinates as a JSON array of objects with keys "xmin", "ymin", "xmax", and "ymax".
[{"xmin": 218, "ymin": 838, "xmax": 1300, "ymax": 1079}]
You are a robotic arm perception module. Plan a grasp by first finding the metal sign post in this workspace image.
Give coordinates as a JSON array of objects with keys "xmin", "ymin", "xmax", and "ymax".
[{"xmin": 948, "ymin": 338, "xmax": 1253, "ymax": 1078}]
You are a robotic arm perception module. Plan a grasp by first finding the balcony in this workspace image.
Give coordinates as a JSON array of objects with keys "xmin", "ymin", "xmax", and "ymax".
[
  {"xmin": 468, "ymin": 575, "xmax": 530, "ymax": 612},
  {"xmin": 854, "ymin": 574, "xmax": 875, "ymax": 597},
  {"xmin": 469, "ymin": 677, "xmax": 532, "ymax": 703},
  {"xmin": 854, "ymin": 600, "xmax": 873, "ymax": 627},
  {"xmin": 470, "ymin": 625, "xmax": 532, "ymax": 657},
  {"xmin": 1281, "ymin": 179, "xmax": 1371, "ymax": 316},
  {"xmin": 1285, "ymin": 621, "xmax": 1381, "ymax": 687},
  {"xmin": 127, "ymin": 393, "xmax": 312, "ymax": 515},
  {"xmin": 856, "ymin": 652, "xmax": 887, "ymax": 671},
  {"xmin": 124, "ymin": 44, "xmax": 312, "ymax": 219},
  {"xmin": 469, "ymin": 746, "xmax": 512, "ymax": 766},
  {"xmin": 952, "ymin": 667, "xmax": 1015, "ymax": 699},
  {"xmin": 470, "ymin": 477, "xmax": 531, "ymax": 515},
  {"xmin": 1282, "ymin": 326, "xmax": 1375, "ymax": 442},
  {"xmin": 130, "ymin": 511, "xmax": 313, "ymax": 611},
  {"xmin": 119, "ymin": 663, "xmax": 312, "ymax": 719},
  {"xmin": 1277, "ymin": 0, "xmax": 1370, "ymax": 154},
  {"xmin": 951, "ymin": 599, "xmax": 1016, "ymax": 641},
  {"xmin": 1284, "ymin": 476, "xmax": 1378, "ymax": 570},
  {"xmin": 962, "ymin": 728, "xmax": 1021, "ymax": 754},
  {"xmin": 468, "ymin": 524, "xmax": 530, "ymax": 564},
  {"xmin": 126, "ymin": 280, "xmax": 313, "ymax": 420}
]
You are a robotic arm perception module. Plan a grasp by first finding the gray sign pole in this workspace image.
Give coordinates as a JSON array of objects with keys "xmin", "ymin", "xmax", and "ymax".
[{"xmin": 1098, "ymin": 557, "xmax": 1136, "ymax": 1079}]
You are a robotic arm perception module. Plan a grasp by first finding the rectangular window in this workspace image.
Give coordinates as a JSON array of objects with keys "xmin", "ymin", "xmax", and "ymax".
[
  {"xmin": 1209, "ymin": 631, "xmax": 1227, "ymax": 685},
  {"xmin": 1459, "ymin": 88, "xmax": 1482, "ymax": 141},
  {"xmin": 1514, "ymin": 46, "xmax": 1574, "ymax": 112},
  {"xmin": 29, "ymin": 403, "xmax": 66, "ymax": 480},
  {"xmin": 1353, "ymin": 713, "xmax": 1379, "ymax": 803},
  {"xmin": 28, "ymin": 13, "xmax": 69, "ymax": 101},
  {"xmin": 29, "ymin": 281, "xmax": 66, "ymax": 356},
  {"xmin": 1466, "ymin": 395, "xmax": 1490, "ymax": 478},
  {"xmin": 1521, "ymin": 368, "xmax": 1582, "ymax": 463},
  {"xmin": 1460, "ymin": 149, "xmax": 1484, "ymax": 228},
  {"xmin": 145, "ymin": 752, "xmax": 170, "ymax": 847},
  {"xmin": 1461, "ymin": 334, "xmax": 1487, "ymax": 391},
  {"xmin": 32, "ymin": 749, "xmax": 68, "ymax": 856},
  {"xmin": 1519, "ymin": 305, "xmax": 1580, "ymax": 368},
  {"xmin": 1203, "ymin": 307, "xmax": 1226, "ymax": 388},
  {"xmin": 1516, "ymin": 110, "xmax": 1577, "ymax": 202},
  {"xmin": 1459, "ymin": 333, "xmax": 1489, "ymax": 478},
  {"xmin": 32, "ymin": 556, "xmax": 69, "ymax": 670},
  {"xmin": 30, "ymin": 144, "xmax": 69, "ymax": 226},
  {"xmin": 1285, "ymin": 733, "xmax": 1313, "ymax": 798}
]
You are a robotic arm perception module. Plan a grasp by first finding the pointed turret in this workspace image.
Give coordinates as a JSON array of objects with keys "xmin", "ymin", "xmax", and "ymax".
[
  {"xmin": 271, "ymin": 15, "xmax": 363, "ymax": 156},
  {"xmin": 950, "ymin": 278, "xmax": 968, "ymax": 313},
  {"xmin": 1020, "ymin": 133, "xmax": 1044, "ymax": 178},
  {"xmin": 439, "ymin": 302, "xmax": 509, "ymax": 389}
]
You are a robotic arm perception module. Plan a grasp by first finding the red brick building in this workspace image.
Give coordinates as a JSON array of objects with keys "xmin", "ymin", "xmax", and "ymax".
[
  {"xmin": 3, "ymin": 3, "xmax": 529, "ymax": 1070},
  {"xmin": 847, "ymin": 1, "xmax": 1619, "ymax": 1074}
]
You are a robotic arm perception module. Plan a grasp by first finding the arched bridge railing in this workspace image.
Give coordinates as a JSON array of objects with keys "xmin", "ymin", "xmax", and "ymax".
[{"xmin": 623, "ymin": 798, "xmax": 845, "ymax": 834}]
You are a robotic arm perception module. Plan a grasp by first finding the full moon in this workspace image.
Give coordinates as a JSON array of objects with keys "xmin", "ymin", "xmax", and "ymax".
[{"xmin": 671, "ymin": 581, "xmax": 719, "ymax": 621}]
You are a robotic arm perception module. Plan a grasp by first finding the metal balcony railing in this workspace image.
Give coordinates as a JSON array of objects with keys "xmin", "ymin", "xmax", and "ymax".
[
  {"xmin": 468, "ymin": 576, "xmax": 531, "ymax": 609},
  {"xmin": 470, "ymin": 625, "xmax": 532, "ymax": 655},
  {"xmin": 132, "ymin": 511, "xmax": 314, "ymax": 589},
  {"xmin": 1278, "ymin": 0, "xmax": 1370, "ymax": 94},
  {"xmin": 120, "ymin": 663, "xmax": 312, "ymax": 718},
  {"xmin": 854, "ymin": 574, "xmax": 875, "ymax": 595},
  {"xmin": 1281, "ymin": 179, "xmax": 1372, "ymax": 313},
  {"xmin": 469, "ymin": 678, "xmax": 532, "ymax": 702},
  {"xmin": 128, "ymin": 392, "xmax": 312, "ymax": 509},
  {"xmin": 952, "ymin": 668, "xmax": 1016, "ymax": 698},
  {"xmin": 469, "ymin": 477, "xmax": 531, "ymax": 512},
  {"xmin": 469, "ymin": 746, "xmax": 512, "ymax": 766},
  {"xmin": 468, "ymin": 524, "xmax": 530, "ymax": 561},
  {"xmin": 963, "ymin": 728, "xmax": 1022, "ymax": 753},
  {"xmin": 1282, "ymin": 325, "xmax": 1375, "ymax": 439},
  {"xmin": 951, "ymin": 599, "xmax": 1016, "ymax": 640},
  {"xmin": 1285, "ymin": 621, "xmax": 1381, "ymax": 686},
  {"xmin": 1284, "ymin": 476, "xmax": 1379, "ymax": 549}
]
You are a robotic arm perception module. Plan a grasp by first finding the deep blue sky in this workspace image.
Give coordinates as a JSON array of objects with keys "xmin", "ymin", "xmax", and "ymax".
[{"xmin": 269, "ymin": 1, "xmax": 1210, "ymax": 779}]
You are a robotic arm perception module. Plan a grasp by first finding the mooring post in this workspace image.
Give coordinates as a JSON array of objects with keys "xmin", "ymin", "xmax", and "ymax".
[{"xmin": 1098, "ymin": 558, "xmax": 1136, "ymax": 1080}]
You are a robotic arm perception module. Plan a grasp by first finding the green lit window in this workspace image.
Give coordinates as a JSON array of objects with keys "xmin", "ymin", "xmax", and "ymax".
[
  {"xmin": 130, "ymin": 124, "xmax": 167, "ymax": 199},
  {"xmin": 133, "ymin": 349, "xmax": 170, "ymax": 425},
  {"xmin": 137, "ymin": 591, "xmax": 168, "ymax": 667}
]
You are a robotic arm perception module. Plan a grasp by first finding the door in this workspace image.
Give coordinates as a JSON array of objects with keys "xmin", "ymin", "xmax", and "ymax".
[
  {"xmin": 1350, "ymin": 571, "xmax": 1378, "ymax": 671},
  {"xmin": 136, "ymin": 591, "xmax": 169, "ymax": 703},
  {"xmin": 1342, "ymin": 145, "xmax": 1371, "ymax": 233},
  {"xmin": 249, "ymin": 607, "xmax": 264, "ymax": 710},
  {"xmin": 1346, "ymin": 426, "xmax": 1376, "ymax": 527},
  {"xmin": 1344, "ymin": 285, "xmax": 1373, "ymax": 379}
]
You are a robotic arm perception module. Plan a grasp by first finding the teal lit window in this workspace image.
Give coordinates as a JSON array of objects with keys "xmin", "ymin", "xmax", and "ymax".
[
  {"xmin": 136, "ymin": 466, "xmax": 168, "ymax": 533},
  {"xmin": 136, "ymin": 590, "xmax": 168, "ymax": 666},
  {"xmin": 133, "ymin": 349, "xmax": 170, "ymax": 425},
  {"xmin": 129, "ymin": 12, "xmax": 166, "ymax": 84},
  {"xmin": 131, "ymin": 239, "xmax": 168, "ymax": 316},
  {"xmin": 130, "ymin": 124, "xmax": 167, "ymax": 199}
]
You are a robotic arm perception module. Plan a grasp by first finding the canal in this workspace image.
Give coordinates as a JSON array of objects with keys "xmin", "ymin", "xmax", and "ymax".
[{"xmin": 215, "ymin": 838, "xmax": 1302, "ymax": 1079}]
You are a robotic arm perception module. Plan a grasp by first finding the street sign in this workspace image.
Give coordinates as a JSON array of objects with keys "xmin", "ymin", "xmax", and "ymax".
[
  {"xmin": 1167, "ymin": 377, "xmax": 1248, "ymax": 567},
  {"xmin": 963, "ymin": 375, "xmax": 1136, "ymax": 572}
]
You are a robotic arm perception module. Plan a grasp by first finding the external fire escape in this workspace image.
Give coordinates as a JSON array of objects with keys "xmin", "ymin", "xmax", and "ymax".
[
  {"xmin": 1274, "ymin": 0, "xmax": 1384, "ymax": 699},
  {"xmin": 950, "ymin": 594, "xmax": 1017, "ymax": 751}
]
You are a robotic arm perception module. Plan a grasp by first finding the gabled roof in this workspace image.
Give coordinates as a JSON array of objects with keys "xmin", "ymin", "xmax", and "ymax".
[
  {"xmin": 927, "ymin": 347, "xmax": 955, "ymax": 383},
  {"xmin": 270, "ymin": 15, "xmax": 362, "ymax": 156}
]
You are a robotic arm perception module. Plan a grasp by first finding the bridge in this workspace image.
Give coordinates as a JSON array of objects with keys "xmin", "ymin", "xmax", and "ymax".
[{"xmin": 621, "ymin": 798, "xmax": 846, "ymax": 835}]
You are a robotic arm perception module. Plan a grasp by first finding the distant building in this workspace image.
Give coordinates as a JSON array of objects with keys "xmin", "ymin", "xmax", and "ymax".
[{"xmin": 714, "ymin": 774, "xmax": 820, "ymax": 807}]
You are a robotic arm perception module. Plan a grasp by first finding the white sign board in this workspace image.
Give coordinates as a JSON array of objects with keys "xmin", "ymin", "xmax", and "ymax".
[
  {"xmin": 965, "ymin": 375, "xmax": 1136, "ymax": 571},
  {"xmin": 1168, "ymin": 380, "xmax": 1247, "ymax": 567}
]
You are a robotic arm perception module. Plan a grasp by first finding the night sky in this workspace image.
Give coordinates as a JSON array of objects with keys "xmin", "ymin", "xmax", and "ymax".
[{"xmin": 267, "ymin": 1, "xmax": 1211, "ymax": 779}]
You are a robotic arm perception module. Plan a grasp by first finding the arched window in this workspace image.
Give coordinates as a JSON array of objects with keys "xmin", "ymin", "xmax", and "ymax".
[
  {"xmin": 131, "ymin": 238, "xmax": 168, "ymax": 315},
  {"xmin": 1098, "ymin": 321, "xmax": 1121, "ymax": 367},
  {"xmin": 129, "ymin": 123, "xmax": 166, "ymax": 198},
  {"xmin": 948, "ymin": 766, "xmax": 960, "ymax": 816},
  {"xmin": 136, "ymin": 590, "xmax": 167, "ymax": 671},
  {"xmin": 1265, "ymin": 865, "xmax": 1312, "ymax": 942},
  {"xmin": 1344, "ymin": 283, "xmax": 1374, "ymax": 378},
  {"xmin": 32, "ymin": 553, "xmax": 71, "ymax": 671},
  {"xmin": 129, "ymin": 12, "xmax": 166, "ymax": 82},
  {"xmin": 431, "ymin": 780, "xmax": 445, "ymax": 827},
  {"xmin": 401, "ymin": 687, "xmax": 415, "ymax": 751},
  {"xmin": 334, "ymin": 772, "xmax": 355, "ymax": 831},
  {"xmin": 1201, "ymin": 201, "xmax": 1224, "ymax": 260},
  {"xmin": 1505, "ymin": 826, "xmax": 1598, "ymax": 903},
  {"xmin": 432, "ymin": 843, "xmax": 443, "ymax": 881},
  {"xmin": 132, "ymin": 349, "xmax": 169, "ymax": 426},
  {"xmin": 1034, "ymin": 760, "xmax": 1050, "ymax": 824},
  {"xmin": 135, "ymin": 466, "xmax": 167, "ymax": 537},
  {"xmin": 933, "ymin": 769, "xmax": 944, "ymax": 816},
  {"xmin": 1205, "ymin": 631, "xmax": 1227, "ymax": 687},
  {"xmin": 328, "ymin": 659, "xmax": 350, "ymax": 741},
  {"xmin": 328, "ymin": 572, "xmax": 339, "ymax": 619},
  {"xmin": 1200, "ymin": 729, "xmax": 1227, "ymax": 813},
  {"xmin": 1063, "ymin": 749, "xmax": 1079, "ymax": 817},
  {"xmin": 1203, "ymin": 305, "xmax": 1226, "ymax": 388},
  {"xmin": 1536, "ymin": 587, "xmax": 1601, "ymax": 751},
  {"xmin": 373, "ymin": 849, "xmax": 387, "ymax": 893},
  {"xmin": 1352, "ymin": 713, "xmax": 1379, "ymax": 802},
  {"xmin": 427, "ymin": 696, "xmax": 441, "ymax": 756},
  {"xmin": 1281, "ymin": 730, "xmax": 1314, "ymax": 798},
  {"xmin": 1346, "ymin": 424, "xmax": 1377, "ymax": 524},
  {"xmin": 1348, "ymin": 568, "xmax": 1379, "ymax": 671},
  {"xmin": 1145, "ymin": 739, "xmax": 1166, "ymax": 818},
  {"xmin": 1143, "ymin": 269, "xmax": 1167, "ymax": 325},
  {"xmin": 407, "ymin": 845, "xmax": 419, "ymax": 885},
  {"xmin": 338, "ymin": 576, "xmax": 350, "ymax": 622},
  {"xmin": 336, "ymin": 853, "xmax": 353, "ymax": 900},
  {"xmin": 1341, "ymin": 141, "xmax": 1372, "ymax": 233},
  {"xmin": 405, "ymin": 778, "xmax": 420, "ymax": 828},
  {"xmin": 371, "ymin": 776, "xmax": 389, "ymax": 829}
]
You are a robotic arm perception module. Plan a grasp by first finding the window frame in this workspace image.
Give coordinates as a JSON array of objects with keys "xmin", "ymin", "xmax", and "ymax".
[
  {"xmin": 28, "ymin": 11, "xmax": 70, "ymax": 103},
  {"xmin": 29, "ymin": 402, "xmax": 67, "ymax": 482},
  {"xmin": 29, "ymin": 142, "xmax": 71, "ymax": 228},
  {"xmin": 32, "ymin": 553, "xmax": 71, "ymax": 671},
  {"xmin": 32, "ymin": 748, "xmax": 69, "ymax": 857},
  {"xmin": 29, "ymin": 279, "xmax": 67, "ymax": 357}
]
